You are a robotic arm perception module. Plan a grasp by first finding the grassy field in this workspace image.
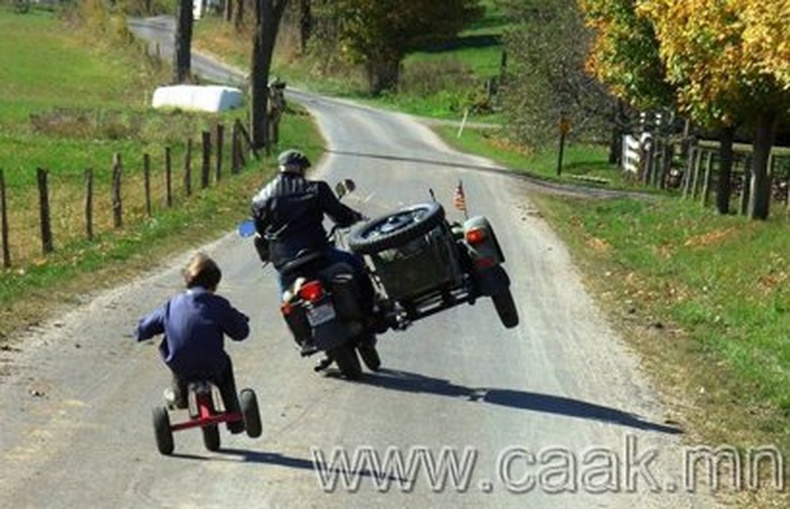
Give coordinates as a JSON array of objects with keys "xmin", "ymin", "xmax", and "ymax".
[{"xmin": 0, "ymin": 9, "xmax": 323, "ymax": 339}]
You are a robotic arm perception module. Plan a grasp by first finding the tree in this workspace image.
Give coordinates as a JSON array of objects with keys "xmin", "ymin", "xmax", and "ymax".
[
  {"xmin": 498, "ymin": 0, "xmax": 624, "ymax": 151},
  {"xmin": 173, "ymin": 0, "xmax": 194, "ymax": 83},
  {"xmin": 327, "ymin": 0, "xmax": 482, "ymax": 94},
  {"xmin": 739, "ymin": 1, "xmax": 790, "ymax": 89},
  {"xmin": 579, "ymin": 0, "xmax": 675, "ymax": 111},
  {"xmin": 637, "ymin": 0, "xmax": 790, "ymax": 219},
  {"xmin": 249, "ymin": 0, "xmax": 289, "ymax": 150},
  {"xmin": 297, "ymin": 0, "xmax": 312, "ymax": 54}
]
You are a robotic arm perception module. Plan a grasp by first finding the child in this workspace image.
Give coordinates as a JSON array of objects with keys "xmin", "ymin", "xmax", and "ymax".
[{"xmin": 135, "ymin": 252, "xmax": 250, "ymax": 433}]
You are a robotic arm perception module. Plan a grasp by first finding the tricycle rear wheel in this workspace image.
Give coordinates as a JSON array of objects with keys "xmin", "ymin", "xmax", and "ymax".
[
  {"xmin": 202, "ymin": 425, "xmax": 221, "ymax": 452},
  {"xmin": 152, "ymin": 406, "xmax": 174, "ymax": 455}
]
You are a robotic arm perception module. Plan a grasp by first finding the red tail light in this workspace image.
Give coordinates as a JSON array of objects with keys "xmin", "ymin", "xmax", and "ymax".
[
  {"xmin": 298, "ymin": 280, "xmax": 325, "ymax": 302},
  {"xmin": 465, "ymin": 227, "xmax": 487, "ymax": 245}
]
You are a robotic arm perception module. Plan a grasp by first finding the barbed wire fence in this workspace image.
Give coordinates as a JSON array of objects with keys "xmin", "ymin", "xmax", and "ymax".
[{"xmin": 0, "ymin": 119, "xmax": 257, "ymax": 269}]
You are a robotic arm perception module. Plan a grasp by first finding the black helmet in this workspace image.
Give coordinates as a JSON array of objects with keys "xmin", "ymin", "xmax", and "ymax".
[{"xmin": 277, "ymin": 149, "xmax": 311, "ymax": 171}]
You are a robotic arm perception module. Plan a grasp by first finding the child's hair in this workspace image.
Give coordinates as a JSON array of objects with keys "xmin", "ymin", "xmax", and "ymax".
[{"xmin": 183, "ymin": 252, "xmax": 222, "ymax": 290}]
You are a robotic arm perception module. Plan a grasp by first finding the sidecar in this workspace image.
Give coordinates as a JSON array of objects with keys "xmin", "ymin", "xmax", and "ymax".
[{"xmin": 347, "ymin": 202, "xmax": 518, "ymax": 329}]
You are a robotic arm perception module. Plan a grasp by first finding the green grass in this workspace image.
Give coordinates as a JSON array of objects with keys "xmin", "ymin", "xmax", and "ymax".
[
  {"xmin": 0, "ymin": 10, "xmax": 324, "ymax": 338},
  {"xmin": 0, "ymin": 10, "xmax": 151, "ymax": 126},
  {"xmin": 540, "ymin": 193, "xmax": 789, "ymax": 424},
  {"xmin": 434, "ymin": 123, "xmax": 636, "ymax": 188}
]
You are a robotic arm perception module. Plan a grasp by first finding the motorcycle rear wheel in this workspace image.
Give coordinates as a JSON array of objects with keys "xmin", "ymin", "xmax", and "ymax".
[
  {"xmin": 357, "ymin": 342, "xmax": 381, "ymax": 371},
  {"xmin": 329, "ymin": 344, "xmax": 362, "ymax": 380}
]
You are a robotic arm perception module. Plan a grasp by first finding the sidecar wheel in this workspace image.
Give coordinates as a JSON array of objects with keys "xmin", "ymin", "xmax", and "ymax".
[
  {"xmin": 240, "ymin": 388, "xmax": 262, "ymax": 438},
  {"xmin": 492, "ymin": 289, "xmax": 519, "ymax": 329},
  {"xmin": 202, "ymin": 424, "xmax": 221, "ymax": 452},
  {"xmin": 329, "ymin": 344, "xmax": 362, "ymax": 380},
  {"xmin": 348, "ymin": 202, "xmax": 445, "ymax": 255},
  {"xmin": 152, "ymin": 406, "xmax": 174, "ymax": 455}
]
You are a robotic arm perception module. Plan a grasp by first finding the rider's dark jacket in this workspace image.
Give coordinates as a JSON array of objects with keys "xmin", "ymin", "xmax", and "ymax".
[{"xmin": 251, "ymin": 172, "xmax": 362, "ymax": 270}]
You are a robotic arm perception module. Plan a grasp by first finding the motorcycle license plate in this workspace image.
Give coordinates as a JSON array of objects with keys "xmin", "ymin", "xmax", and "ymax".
[{"xmin": 307, "ymin": 303, "xmax": 336, "ymax": 326}]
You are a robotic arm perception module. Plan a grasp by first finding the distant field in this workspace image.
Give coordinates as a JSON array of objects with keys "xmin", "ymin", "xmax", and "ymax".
[{"xmin": 0, "ymin": 10, "xmax": 148, "ymax": 125}]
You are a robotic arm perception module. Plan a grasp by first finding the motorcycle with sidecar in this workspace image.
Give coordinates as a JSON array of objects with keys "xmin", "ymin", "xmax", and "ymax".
[{"xmin": 239, "ymin": 180, "xmax": 518, "ymax": 380}]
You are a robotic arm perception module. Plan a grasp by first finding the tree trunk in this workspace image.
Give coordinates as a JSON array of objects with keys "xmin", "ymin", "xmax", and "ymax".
[
  {"xmin": 250, "ymin": 0, "xmax": 288, "ymax": 150},
  {"xmin": 298, "ymin": 0, "xmax": 312, "ymax": 54},
  {"xmin": 748, "ymin": 110, "xmax": 777, "ymax": 220},
  {"xmin": 234, "ymin": 0, "xmax": 245, "ymax": 29},
  {"xmin": 715, "ymin": 125, "xmax": 735, "ymax": 215},
  {"xmin": 173, "ymin": 0, "xmax": 194, "ymax": 83},
  {"xmin": 608, "ymin": 126, "xmax": 621, "ymax": 165},
  {"xmin": 224, "ymin": 0, "xmax": 233, "ymax": 23},
  {"xmin": 366, "ymin": 56, "xmax": 401, "ymax": 95}
]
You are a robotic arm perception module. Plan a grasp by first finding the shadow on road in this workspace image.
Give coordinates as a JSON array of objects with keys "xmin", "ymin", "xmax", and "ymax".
[
  {"xmin": 359, "ymin": 368, "xmax": 682, "ymax": 435},
  {"xmin": 169, "ymin": 448, "xmax": 405, "ymax": 483},
  {"xmin": 325, "ymin": 148, "xmax": 648, "ymax": 200}
]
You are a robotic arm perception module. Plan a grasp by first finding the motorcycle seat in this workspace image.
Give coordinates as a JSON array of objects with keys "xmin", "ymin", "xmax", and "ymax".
[{"xmin": 280, "ymin": 250, "xmax": 327, "ymax": 277}]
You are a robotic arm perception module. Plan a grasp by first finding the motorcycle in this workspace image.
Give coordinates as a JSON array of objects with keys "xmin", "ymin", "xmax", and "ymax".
[
  {"xmin": 238, "ymin": 180, "xmax": 383, "ymax": 380},
  {"xmin": 238, "ymin": 179, "xmax": 518, "ymax": 380}
]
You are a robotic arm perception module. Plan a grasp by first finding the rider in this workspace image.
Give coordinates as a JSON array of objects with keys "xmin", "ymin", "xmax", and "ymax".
[
  {"xmin": 250, "ymin": 149, "xmax": 373, "ymax": 301},
  {"xmin": 135, "ymin": 252, "xmax": 250, "ymax": 433}
]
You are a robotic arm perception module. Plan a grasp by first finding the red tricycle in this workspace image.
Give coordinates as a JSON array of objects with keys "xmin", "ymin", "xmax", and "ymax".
[{"xmin": 152, "ymin": 381, "xmax": 262, "ymax": 455}]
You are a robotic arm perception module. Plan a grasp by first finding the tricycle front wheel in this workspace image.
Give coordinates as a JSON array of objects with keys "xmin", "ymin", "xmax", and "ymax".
[{"xmin": 152, "ymin": 406, "xmax": 174, "ymax": 455}]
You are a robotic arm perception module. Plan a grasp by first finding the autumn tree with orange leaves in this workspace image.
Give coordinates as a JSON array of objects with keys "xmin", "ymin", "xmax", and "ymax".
[{"xmin": 580, "ymin": 0, "xmax": 790, "ymax": 219}]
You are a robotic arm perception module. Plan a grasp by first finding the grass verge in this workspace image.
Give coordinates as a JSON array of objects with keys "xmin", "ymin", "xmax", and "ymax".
[
  {"xmin": 443, "ymin": 126, "xmax": 789, "ymax": 503},
  {"xmin": 0, "ymin": 10, "xmax": 324, "ymax": 341}
]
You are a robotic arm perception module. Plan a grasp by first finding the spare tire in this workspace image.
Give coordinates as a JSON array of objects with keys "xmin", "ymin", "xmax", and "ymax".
[{"xmin": 348, "ymin": 202, "xmax": 445, "ymax": 255}]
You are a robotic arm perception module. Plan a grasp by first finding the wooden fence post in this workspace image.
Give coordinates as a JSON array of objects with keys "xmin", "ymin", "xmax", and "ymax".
[
  {"xmin": 642, "ymin": 141, "xmax": 654, "ymax": 186},
  {"xmin": 215, "ymin": 123, "xmax": 224, "ymax": 182},
  {"xmin": 184, "ymin": 139, "xmax": 193, "ymax": 197},
  {"xmin": 659, "ymin": 142, "xmax": 672, "ymax": 190},
  {"xmin": 165, "ymin": 146, "xmax": 173, "ymax": 207},
  {"xmin": 37, "ymin": 168, "xmax": 53, "ymax": 254},
  {"xmin": 85, "ymin": 168, "xmax": 94, "ymax": 241},
  {"xmin": 143, "ymin": 153, "xmax": 152, "ymax": 217},
  {"xmin": 786, "ymin": 170, "xmax": 790, "ymax": 213},
  {"xmin": 701, "ymin": 150, "xmax": 714, "ymax": 206},
  {"xmin": 682, "ymin": 146, "xmax": 695, "ymax": 199},
  {"xmin": 740, "ymin": 158, "xmax": 752, "ymax": 216},
  {"xmin": 231, "ymin": 121, "xmax": 240, "ymax": 174},
  {"xmin": 0, "ymin": 169, "xmax": 10, "ymax": 267},
  {"xmin": 237, "ymin": 120, "xmax": 259, "ymax": 160},
  {"xmin": 201, "ymin": 130, "xmax": 211, "ymax": 189},
  {"xmin": 112, "ymin": 153, "xmax": 123, "ymax": 228}
]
